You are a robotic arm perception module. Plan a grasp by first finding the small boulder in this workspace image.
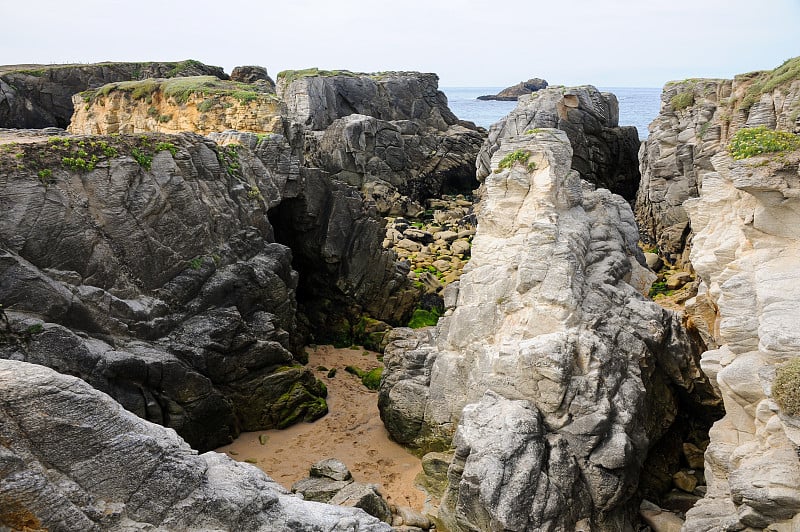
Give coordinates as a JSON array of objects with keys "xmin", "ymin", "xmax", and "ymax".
[
  {"xmin": 310, "ymin": 458, "xmax": 352, "ymax": 481},
  {"xmin": 640, "ymin": 500, "xmax": 685, "ymax": 532},
  {"xmin": 682, "ymin": 442, "xmax": 705, "ymax": 469},
  {"xmin": 451, "ymin": 240, "xmax": 471, "ymax": 256},
  {"xmin": 329, "ymin": 482, "xmax": 392, "ymax": 523},
  {"xmin": 403, "ymin": 228, "xmax": 434, "ymax": 244},
  {"xmin": 395, "ymin": 506, "xmax": 431, "ymax": 529},
  {"xmin": 666, "ymin": 271, "xmax": 693, "ymax": 290},
  {"xmin": 396, "ymin": 239, "xmax": 423, "ymax": 253},
  {"xmin": 291, "ymin": 476, "xmax": 352, "ymax": 503},
  {"xmin": 672, "ymin": 470, "xmax": 698, "ymax": 493},
  {"xmin": 644, "ymin": 252, "xmax": 663, "ymax": 271}
]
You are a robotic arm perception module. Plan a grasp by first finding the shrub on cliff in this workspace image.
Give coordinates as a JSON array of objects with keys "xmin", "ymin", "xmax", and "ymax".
[
  {"xmin": 773, "ymin": 358, "xmax": 800, "ymax": 416},
  {"xmin": 727, "ymin": 126, "xmax": 800, "ymax": 159}
]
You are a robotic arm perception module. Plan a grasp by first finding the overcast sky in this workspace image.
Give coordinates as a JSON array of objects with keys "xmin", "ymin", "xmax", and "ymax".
[{"xmin": 3, "ymin": 0, "xmax": 799, "ymax": 87}]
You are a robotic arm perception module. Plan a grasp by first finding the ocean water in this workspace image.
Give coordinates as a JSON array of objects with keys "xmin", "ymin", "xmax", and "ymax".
[{"xmin": 442, "ymin": 86, "xmax": 663, "ymax": 141}]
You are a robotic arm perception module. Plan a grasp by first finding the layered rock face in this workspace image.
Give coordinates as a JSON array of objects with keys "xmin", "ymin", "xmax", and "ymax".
[
  {"xmin": 69, "ymin": 76, "xmax": 284, "ymax": 135},
  {"xmin": 0, "ymin": 359, "xmax": 391, "ymax": 531},
  {"xmin": 0, "ymin": 60, "xmax": 226, "ymax": 129},
  {"xmin": 635, "ymin": 58, "xmax": 800, "ymax": 264},
  {"xmin": 379, "ymin": 130, "xmax": 719, "ymax": 530},
  {"xmin": 681, "ymin": 148, "xmax": 800, "ymax": 530},
  {"xmin": 477, "ymin": 85, "xmax": 641, "ymax": 200},
  {"xmin": 278, "ymin": 70, "xmax": 484, "ymax": 214},
  {"xmin": 0, "ymin": 129, "xmax": 413, "ymax": 451}
]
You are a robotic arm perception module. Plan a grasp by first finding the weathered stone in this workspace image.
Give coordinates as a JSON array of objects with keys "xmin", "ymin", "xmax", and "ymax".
[
  {"xmin": 683, "ymin": 145, "xmax": 800, "ymax": 529},
  {"xmin": 477, "ymin": 85, "xmax": 641, "ymax": 200},
  {"xmin": 666, "ymin": 271, "xmax": 693, "ymax": 289},
  {"xmin": 645, "ymin": 251, "xmax": 663, "ymax": 270},
  {"xmin": 230, "ymin": 65, "xmax": 275, "ymax": 89},
  {"xmin": 395, "ymin": 506, "xmax": 431, "ymax": 529},
  {"xmin": 640, "ymin": 500, "xmax": 685, "ymax": 532},
  {"xmin": 329, "ymin": 482, "xmax": 392, "ymax": 523},
  {"xmin": 310, "ymin": 458, "xmax": 353, "ymax": 481},
  {"xmin": 292, "ymin": 477, "xmax": 353, "ymax": 503},
  {"xmin": 672, "ymin": 470, "xmax": 698, "ymax": 493},
  {"xmin": 415, "ymin": 451, "xmax": 453, "ymax": 499},
  {"xmin": 683, "ymin": 442, "xmax": 705, "ymax": 469},
  {"xmin": 380, "ymin": 130, "xmax": 720, "ymax": 530},
  {"xmin": 0, "ymin": 359, "xmax": 391, "ymax": 531}
]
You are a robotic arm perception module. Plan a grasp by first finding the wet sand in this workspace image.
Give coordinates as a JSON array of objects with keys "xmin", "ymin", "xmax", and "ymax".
[{"xmin": 217, "ymin": 345, "xmax": 426, "ymax": 510}]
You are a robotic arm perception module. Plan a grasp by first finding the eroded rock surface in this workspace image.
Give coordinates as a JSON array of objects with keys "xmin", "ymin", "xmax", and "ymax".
[
  {"xmin": 682, "ymin": 148, "xmax": 800, "ymax": 531},
  {"xmin": 635, "ymin": 58, "xmax": 800, "ymax": 264},
  {"xmin": 0, "ymin": 130, "xmax": 413, "ymax": 450},
  {"xmin": 379, "ymin": 130, "xmax": 720, "ymax": 530},
  {"xmin": 477, "ymin": 85, "xmax": 641, "ymax": 200},
  {"xmin": 0, "ymin": 60, "xmax": 227, "ymax": 129},
  {"xmin": 477, "ymin": 77, "xmax": 548, "ymax": 101},
  {"xmin": 0, "ymin": 359, "xmax": 391, "ymax": 532}
]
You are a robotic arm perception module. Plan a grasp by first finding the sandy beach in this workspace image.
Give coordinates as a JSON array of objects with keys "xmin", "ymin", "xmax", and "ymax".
[{"xmin": 217, "ymin": 345, "xmax": 426, "ymax": 510}]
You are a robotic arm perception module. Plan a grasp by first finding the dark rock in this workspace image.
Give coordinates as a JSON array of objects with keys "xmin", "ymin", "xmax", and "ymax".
[
  {"xmin": 0, "ymin": 60, "xmax": 227, "ymax": 128},
  {"xmin": 477, "ymin": 78, "xmax": 548, "ymax": 101},
  {"xmin": 292, "ymin": 477, "xmax": 353, "ymax": 503},
  {"xmin": 230, "ymin": 65, "xmax": 275, "ymax": 88}
]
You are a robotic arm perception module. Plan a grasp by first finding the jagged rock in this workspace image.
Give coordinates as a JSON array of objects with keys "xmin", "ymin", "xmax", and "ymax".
[
  {"xmin": 0, "ymin": 359, "xmax": 391, "ymax": 531},
  {"xmin": 379, "ymin": 130, "xmax": 720, "ymax": 530},
  {"xmin": 477, "ymin": 77, "xmax": 549, "ymax": 101},
  {"xmin": 0, "ymin": 60, "xmax": 227, "ymax": 128},
  {"xmin": 477, "ymin": 84, "xmax": 641, "ymax": 200},
  {"xmin": 0, "ymin": 129, "xmax": 415, "ymax": 448},
  {"xmin": 682, "ymin": 146, "xmax": 800, "ymax": 530},
  {"xmin": 310, "ymin": 458, "xmax": 353, "ymax": 481},
  {"xmin": 672, "ymin": 470, "xmax": 698, "ymax": 493},
  {"xmin": 635, "ymin": 58, "xmax": 800, "ymax": 265},
  {"xmin": 329, "ymin": 482, "xmax": 392, "ymax": 523}
]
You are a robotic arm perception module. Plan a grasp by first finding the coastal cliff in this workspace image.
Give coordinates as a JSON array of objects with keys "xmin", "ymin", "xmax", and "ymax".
[
  {"xmin": 0, "ymin": 60, "xmax": 227, "ymax": 129},
  {"xmin": 379, "ymin": 129, "xmax": 720, "ymax": 530},
  {"xmin": 636, "ymin": 58, "xmax": 800, "ymax": 264}
]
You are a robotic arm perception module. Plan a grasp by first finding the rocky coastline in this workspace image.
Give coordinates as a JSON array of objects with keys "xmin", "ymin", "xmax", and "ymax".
[{"xmin": 1, "ymin": 57, "xmax": 800, "ymax": 531}]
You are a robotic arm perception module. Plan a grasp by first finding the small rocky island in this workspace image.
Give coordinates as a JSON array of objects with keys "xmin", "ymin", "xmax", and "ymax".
[
  {"xmin": 2, "ymin": 56, "xmax": 800, "ymax": 532},
  {"xmin": 477, "ymin": 77, "xmax": 548, "ymax": 100}
]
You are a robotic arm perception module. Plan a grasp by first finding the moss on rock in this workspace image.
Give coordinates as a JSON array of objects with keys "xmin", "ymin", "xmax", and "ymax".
[{"xmin": 774, "ymin": 358, "xmax": 800, "ymax": 416}]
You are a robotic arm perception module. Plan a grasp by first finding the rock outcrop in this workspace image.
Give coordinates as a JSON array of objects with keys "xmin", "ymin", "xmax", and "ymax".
[
  {"xmin": 278, "ymin": 70, "xmax": 484, "ymax": 215},
  {"xmin": 477, "ymin": 85, "xmax": 641, "ymax": 200},
  {"xmin": 635, "ymin": 57, "xmax": 800, "ymax": 264},
  {"xmin": 0, "ymin": 359, "xmax": 391, "ymax": 531},
  {"xmin": 379, "ymin": 130, "xmax": 720, "ymax": 530},
  {"xmin": 0, "ymin": 60, "xmax": 227, "ymax": 129},
  {"xmin": 681, "ymin": 145, "xmax": 800, "ymax": 530},
  {"xmin": 477, "ymin": 77, "xmax": 548, "ymax": 101},
  {"xmin": 69, "ymin": 76, "xmax": 284, "ymax": 136},
  {"xmin": 0, "ymin": 129, "xmax": 414, "ymax": 450}
]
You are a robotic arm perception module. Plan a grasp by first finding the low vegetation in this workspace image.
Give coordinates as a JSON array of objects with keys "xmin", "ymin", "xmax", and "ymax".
[
  {"xmin": 0, "ymin": 134, "xmax": 180, "ymax": 179},
  {"xmin": 81, "ymin": 76, "xmax": 277, "ymax": 106},
  {"xmin": 495, "ymin": 149, "xmax": 536, "ymax": 173},
  {"xmin": 739, "ymin": 57, "xmax": 800, "ymax": 110},
  {"xmin": 773, "ymin": 358, "xmax": 800, "ymax": 416},
  {"xmin": 344, "ymin": 365, "xmax": 383, "ymax": 390},
  {"xmin": 670, "ymin": 92, "xmax": 695, "ymax": 111},
  {"xmin": 276, "ymin": 68, "xmax": 360, "ymax": 85},
  {"xmin": 407, "ymin": 307, "xmax": 441, "ymax": 328},
  {"xmin": 727, "ymin": 126, "xmax": 800, "ymax": 159}
]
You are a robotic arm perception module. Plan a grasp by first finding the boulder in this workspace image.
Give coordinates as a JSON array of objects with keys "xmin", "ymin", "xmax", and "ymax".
[
  {"xmin": 230, "ymin": 65, "xmax": 275, "ymax": 89},
  {"xmin": 379, "ymin": 130, "xmax": 721, "ymax": 530},
  {"xmin": 310, "ymin": 458, "xmax": 353, "ymax": 481},
  {"xmin": 329, "ymin": 482, "xmax": 392, "ymax": 523},
  {"xmin": 0, "ymin": 359, "xmax": 391, "ymax": 531}
]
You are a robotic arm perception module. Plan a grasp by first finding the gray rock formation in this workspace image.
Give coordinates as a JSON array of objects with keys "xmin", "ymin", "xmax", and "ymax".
[
  {"xmin": 0, "ymin": 359, "xmax": 391, "ymax": 531},
  {"xmin": 279, "ymin": 71, "xmax": 484, "ymax": 215},
  {"xmin": 379, "ymin": 130, "xmax": 720, "ymax": 530},
  {"xmin": 477, "ymin": 77, "xmax": 548, "ymax": 101},
  {"xmin": 0, "ymin": 129, "xmax": 415, "ymax": 450},
  {"xmin": 681, "ymin": 147, "xmax": 800, "ymax": 530},
  {"xmin": 477, "ymin": 85, "xmax": 641, "ymax": 200},
  {"xmin": 635, "ymin": 58, "xmax": 800, "ymax": 265},
  {"xmin": 230, "ymin": 65, "xmax": 276, "ymax": 90},
  {"xmin": 0, "ymin": 60, "xmax": 227, "ymax": 129}
]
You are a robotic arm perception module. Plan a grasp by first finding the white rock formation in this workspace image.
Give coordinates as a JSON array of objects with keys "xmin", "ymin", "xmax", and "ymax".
[
  {"xmin": 683, "ymin": 149, "xmax": 800, "ymax": 531},
  {"xmin": 379, "ymin": 129, "xmax": 718, "ymax": 530},
  {"xmin": 0, "ymin": 359, "xmax": 391, "ymax": 531}
]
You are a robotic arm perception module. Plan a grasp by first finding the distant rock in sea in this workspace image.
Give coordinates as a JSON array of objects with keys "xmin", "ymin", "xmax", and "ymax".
[{"xmin": 477, "ymin": 78, "xmax": 548, "ymax": 101}]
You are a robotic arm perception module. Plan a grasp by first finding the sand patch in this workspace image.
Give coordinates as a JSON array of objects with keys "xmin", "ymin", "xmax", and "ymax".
[{"xmin": 216, "ymin": 345, "xmax": 426, "ymax": 510}]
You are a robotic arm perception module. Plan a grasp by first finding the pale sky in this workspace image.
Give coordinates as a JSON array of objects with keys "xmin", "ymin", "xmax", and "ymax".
[{"xmin": 3, "ymin": 0, "xmax": 799, "ymax": 87}]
